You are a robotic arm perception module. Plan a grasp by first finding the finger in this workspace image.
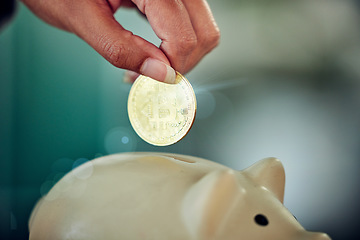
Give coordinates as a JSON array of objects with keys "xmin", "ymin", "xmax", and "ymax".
[
  {"xmin": 123, "ymin": 70, "xmax": 139, "ymax": 84},
  {"xmin": 107, "ymin": 0, "xmax": 136, "ymax": 10},
  {"xmin": 69, "ymin": 2, "xmax": 176, "ymax": 84},
  {"xmin": 181, "ymin": 0, "xmax": 220, "ymax": 72},
  {"xmin": 133, "ymin": 0, "xmax": 198, "ymax": 73}
]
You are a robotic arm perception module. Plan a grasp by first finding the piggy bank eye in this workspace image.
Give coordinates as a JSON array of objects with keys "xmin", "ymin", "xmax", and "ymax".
[{"xmin": 254, "ymin": 214, "xmax": 269, "ymax": 226}]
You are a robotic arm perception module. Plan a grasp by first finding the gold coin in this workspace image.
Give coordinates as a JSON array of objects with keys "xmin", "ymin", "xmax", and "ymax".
[{"xmin": 128, "ymin": 72, "xmax": 196, "ymax": 146}]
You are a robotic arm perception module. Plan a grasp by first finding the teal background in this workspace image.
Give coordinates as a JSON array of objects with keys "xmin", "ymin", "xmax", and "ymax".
[
  {"xmin": 1, "ymin": 1, "xmax": 360, "ymax": 239},
  {"xmin": 0, "ymin": 4, "xmax": 101, "ymax": 239},
  {"xmin": 0, "ymin": 4, "xmax": 199, "ymax": 239}
]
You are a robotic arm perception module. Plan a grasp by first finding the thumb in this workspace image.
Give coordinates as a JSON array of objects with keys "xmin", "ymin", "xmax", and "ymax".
[{"xmin": 72, "ymin": 4, "xmax": 176, "ymax": 84}]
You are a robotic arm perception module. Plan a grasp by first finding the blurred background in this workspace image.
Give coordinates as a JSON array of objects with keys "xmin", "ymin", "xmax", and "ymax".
[{"xmin": 1, "ymin": 0, "xmax": 360, "ymax": 239}]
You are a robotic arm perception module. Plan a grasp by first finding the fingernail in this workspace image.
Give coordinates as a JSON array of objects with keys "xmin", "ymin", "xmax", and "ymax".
[
  {"xmin": 140, "ymin": 58, "xmax": 176, "ymax": 84},
  {"xmin": 123, "ymin": 70, "xmax": 139, "ymax": 84}
]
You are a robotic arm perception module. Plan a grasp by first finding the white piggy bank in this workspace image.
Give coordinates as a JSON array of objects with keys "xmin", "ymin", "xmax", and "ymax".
[{"xmin": 29, "ymin": 153, "xmax": 331, "ymax": 240}]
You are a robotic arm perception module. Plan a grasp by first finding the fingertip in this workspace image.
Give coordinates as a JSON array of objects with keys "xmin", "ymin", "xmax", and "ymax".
[
  {"xmin": 164, "ymin": 64, "xmax": 177, "ymax": 84},
  {"xmin": 140, "ymin": 58, "xmax": 176, "ymax": 84},
  {"xmin": 123, "ymin": 70, "xmax": 139, "ymax": 84}
]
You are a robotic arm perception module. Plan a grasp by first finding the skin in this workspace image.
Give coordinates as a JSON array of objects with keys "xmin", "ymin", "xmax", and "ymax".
[{"xmin": 21, "ymin": 0, "xmax": 220, "ymax": 83}]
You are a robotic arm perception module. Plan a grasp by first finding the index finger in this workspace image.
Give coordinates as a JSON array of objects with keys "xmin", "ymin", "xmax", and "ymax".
[
  {"xmin": 180, "ymin": 0, "xmax": 220, "ymax": 72},
  {"xmin": 132, "ymin": 0, "xmax": 197, "ymax": 73}
]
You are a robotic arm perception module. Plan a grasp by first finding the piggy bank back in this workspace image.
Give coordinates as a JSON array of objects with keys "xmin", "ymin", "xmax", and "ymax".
[{"xmin": 29, "ymin": 153, "xmax": 331, "ymax": 240}]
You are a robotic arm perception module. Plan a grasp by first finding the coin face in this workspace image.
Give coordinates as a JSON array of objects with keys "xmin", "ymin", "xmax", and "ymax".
[{"xmin": 128, "ymin": 73, "xmax": 196, "ymax": 146}]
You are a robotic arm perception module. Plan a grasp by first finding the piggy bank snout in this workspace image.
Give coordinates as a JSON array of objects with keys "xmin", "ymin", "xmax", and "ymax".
[
  {"xmin": 315, "ymin": 233, "xmax": 331, "ymax": 240},
  {"xmin": 304, "ymin": 232, "xmax": 331, "ymax": 240}
]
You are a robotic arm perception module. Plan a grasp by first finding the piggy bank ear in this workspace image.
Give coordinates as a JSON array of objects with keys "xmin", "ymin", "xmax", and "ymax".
[
  {"xmin": 182, "ymin": 169, "xmax": 242, "ymax": 240},
  {"xmin": 243, "ymin": 157, "xmax": 285, "ymax": 203}
]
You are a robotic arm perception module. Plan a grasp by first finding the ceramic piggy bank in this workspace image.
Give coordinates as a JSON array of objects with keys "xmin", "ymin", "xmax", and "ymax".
[{"xmin": 29, "ymin": 153, "xmax": 331, "ymax": 240}]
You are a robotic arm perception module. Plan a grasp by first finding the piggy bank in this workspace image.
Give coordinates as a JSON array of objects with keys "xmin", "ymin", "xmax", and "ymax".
[{"xmin": 29, "ymin": 153, "xmax": 331, "ymax": 240}]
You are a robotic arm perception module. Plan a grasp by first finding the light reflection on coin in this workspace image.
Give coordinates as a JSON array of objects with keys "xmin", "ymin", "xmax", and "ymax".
[{"xmin": 128, "ymin": 73, "xmax": 196, "ymax": 146}]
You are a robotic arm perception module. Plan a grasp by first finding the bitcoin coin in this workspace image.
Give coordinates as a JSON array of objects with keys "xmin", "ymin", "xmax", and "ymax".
[{"xmin": 128, "ymin": 72, "xmax": 196, "ymax": 146}]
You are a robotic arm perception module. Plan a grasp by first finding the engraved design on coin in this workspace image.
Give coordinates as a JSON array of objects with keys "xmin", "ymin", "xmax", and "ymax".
[{"xmin": 128, "ymin": 73, "xmax": 196, "ymax": 146}]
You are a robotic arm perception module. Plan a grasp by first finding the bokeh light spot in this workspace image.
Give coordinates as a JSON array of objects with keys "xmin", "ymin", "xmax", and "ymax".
[
  {"xmin": 121, "ymin": 136, "xmax": 129, "ymax": 144},
  {"xmin": 72, "ymin": 158, "xmax": 89, "ymax": 169},
  {"xmin": 104, "ymin": 127, "xmax": 137, "ymax": 154},
  {"xmin": 71, "ymin": 158, "xmax": 93, "ymax": 179},
  {"xmin": 195, "ymin": 89, "xmax": 216, "ymax": 119},
  {"xmin": 40, "ymin": 180, "xmax": 55, "ymax": 197},
  {"xmin": 53, "ymin": 172, "xmax": 65, "ymax": 183}
]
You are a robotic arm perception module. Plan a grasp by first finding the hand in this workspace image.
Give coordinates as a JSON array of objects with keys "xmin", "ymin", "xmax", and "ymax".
[{"xmin": 22, "ymin": 0, "xmax": 220, "ymax": 83}]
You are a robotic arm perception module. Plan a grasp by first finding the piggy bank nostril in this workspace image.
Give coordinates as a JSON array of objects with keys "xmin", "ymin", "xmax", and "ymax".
[{"xmin": 254, "ymin": 214, "xmax": 269, "ymax": 226}]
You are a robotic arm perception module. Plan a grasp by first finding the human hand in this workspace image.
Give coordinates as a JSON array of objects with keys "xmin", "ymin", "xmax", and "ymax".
[{"xmin": 22, "ymin": 0, "xmax": 220, "ymax": 84}]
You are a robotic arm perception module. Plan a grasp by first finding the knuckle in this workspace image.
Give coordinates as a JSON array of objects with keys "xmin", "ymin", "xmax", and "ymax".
[
  {"xmin": 106, "ymin": 43, "xmax": 125, "ymax": 67},
  {"xmin": 98, "ymin": 35, "xmax": 130, "ymax": 68},
  {"xmin": 176, "ymin": 33, "xmax": 198, "ymax": 54},
  {"xmin": 199, "ymin": 27, "xmax": 221, "ymax": 52}
]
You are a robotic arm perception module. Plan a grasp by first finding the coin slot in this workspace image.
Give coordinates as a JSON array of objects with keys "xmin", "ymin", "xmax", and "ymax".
[{"xmin": 160, "ymin": 154, "xmax": 196, "ymax": 164}]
